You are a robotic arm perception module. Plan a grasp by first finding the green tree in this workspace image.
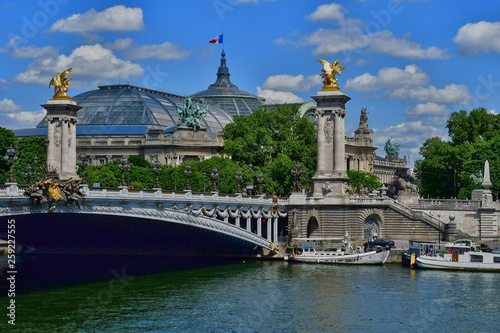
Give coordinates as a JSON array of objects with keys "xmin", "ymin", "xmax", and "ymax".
[
  {"xmin": 222, "ymin": 104, "xmax": 316, "ymax": 195},
  {"xmin": 0, "ymin": 127, "xmax": 17, "ymax": 183},
  {"xmin": 416, "ymin": 137, "xmax": 464, "ymax": 198},
  {"xmin": 347, "ymin": 170, "xmax": 382, "ymax": 195},
  {"xmin": 446, "ymin": 107, "xmax": 500, "ymax": 146}
]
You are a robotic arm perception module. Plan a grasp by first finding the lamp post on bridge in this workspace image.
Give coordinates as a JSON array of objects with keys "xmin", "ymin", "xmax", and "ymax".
[
  {"xmin": 236, "ymin": 169, "xmax": 242, "ymax": 194},
  {"xmin": 119, "ymin": 156, "xmax": 129, "ymax": 188},
  {"xmin": 34, "ymin": 154, "xmax": 39, "ymax": 182},
  {"xmin": 291, "ymin": 161, "xmax": 304, "ymax": 192},
  {"xmin": 78, "ymin": 153, "xmax": 89, "ymax": 185},
  {"xmin": 24, "ymin": 164, "xmax": 32, "ymax": 186},
  {"xmin": 184, "ymin": 162, "xmax": 191, "ymax": 191},
  {"xmin": 211, "ymin": 167, "xmax": 219, "ymax": 193},
  {"xmin": 173, "ymin": 154, "xmax": 178, "ymax": 191},
  {"xmin": 4, "ymin": 143, "xmax": 18, "ymax": 184},
  {"xmin": 203, "ymin": 171, "xmax": 206, "ymax": 192},
  {"xmin": 153, "ymin": 159, "xmax": 162, "ymax": 189},
  {"xmin": 257, "ymin": 171, "xmax": 263, "ymax": 195}
]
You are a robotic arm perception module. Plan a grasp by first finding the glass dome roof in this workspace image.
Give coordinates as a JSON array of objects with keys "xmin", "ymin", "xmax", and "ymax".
[
  {"xmin": 190, "ymin": 50, "xmax": 265, "ymax": 117},
  {"xmin": 36, "ymin": 84, "xmax": 233, "ymax": 137}
]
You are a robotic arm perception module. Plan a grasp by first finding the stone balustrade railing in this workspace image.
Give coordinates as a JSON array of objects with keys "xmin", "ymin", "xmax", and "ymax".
[
  {"xmin": 0, "ymin": 184, "xmax": 288, "ymax": 206},
  {"xmin": 418, "ymin": 199, "xmax": 482, "ymax": 210}
]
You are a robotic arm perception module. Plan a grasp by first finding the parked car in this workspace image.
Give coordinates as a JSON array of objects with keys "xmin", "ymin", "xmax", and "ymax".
[{"xmin": 363, "ymin": 239, "xmax": 395, "ymax": 251}]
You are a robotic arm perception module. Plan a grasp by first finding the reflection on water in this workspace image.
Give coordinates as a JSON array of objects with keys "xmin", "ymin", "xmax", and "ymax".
[{"xmin": 0, "ymin": 258, "xmax": 499, "ymax": 332}]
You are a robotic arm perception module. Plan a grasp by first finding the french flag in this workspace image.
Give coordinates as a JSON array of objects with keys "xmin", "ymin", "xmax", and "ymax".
[{"xmin": 209, "ymin": 34, "xmax": 223, "ymax": 44}]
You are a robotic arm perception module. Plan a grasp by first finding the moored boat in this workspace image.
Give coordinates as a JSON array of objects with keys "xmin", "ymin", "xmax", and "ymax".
[
  {"xmin": 286, "ymin": 235, "xmax": 390, "ymax": 265},
  {"xmin": 415, "ymin": 239, "xmax": 500, "ymax": 271}
]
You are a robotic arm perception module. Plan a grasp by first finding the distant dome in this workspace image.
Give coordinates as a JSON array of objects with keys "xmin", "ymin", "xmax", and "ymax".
[
  {"xmin": 191, "ymin": 50, "xmax": 265, "ymax": 117},
  {"xmin": 36, "ymin": 84, "xmax": 233, "ymax": 137}
]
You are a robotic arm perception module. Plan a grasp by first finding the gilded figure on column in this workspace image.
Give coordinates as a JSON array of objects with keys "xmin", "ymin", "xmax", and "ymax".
[
  {"xmin": 49, "ymin": 67, "xmax": 73, "ymax": 100},
  {"xmin": 318, "ymin": 59, "xmax": 346, "ymax": 91}
]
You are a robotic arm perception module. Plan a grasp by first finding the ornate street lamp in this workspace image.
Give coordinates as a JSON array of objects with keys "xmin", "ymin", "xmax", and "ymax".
[
  {"xmin": 257, "ymin": 171, "xmax": 263, "ymax": 195},
  {"xmin": 184, "ymin": 162, "xmax": 192, "ymax": 191},
  {"xmin": 4, "ymin": 144, "xmax": 18, "ymax": 184},
  {"xmin": 211, "ymin": 166, "xmax": 219, "ymax": 192},
  {"xmin": 203, "ymin": 171, "xmax": 206, "ymax": 192},
  {"xmin": 292, "ymin": 161, "xmax": 304, "ymax": 192},
  {"xmin": 235, "ymin": 169, "xmax": 242, "ymax": 193},
  {"xmin": 153, "ymin": 159, "xmax": 162, "ymax": 189},
  {"xmin": 119, "ymin": 156, "xmax": 128, "ymax": 187},
  {"xmin": 173, "ymin": 154, "xmax": 178, "ymax": 191},
  {"xmin": 126, "ymin": 164, "xmax": 131, "ymax": 188},
  {"xmin": 78, "ymin": 153, "xmax": 89, "ymax": 185},
  {"xmin": 34, "ymin": 154, "xmax": 39, "ymax": 182},
  {"xmin": 25, "ymin": 164, "xmax": 32, "ymax": 186},
  {"xmin": 248, "ymin": 163, "xmax": 253, "ymax": 195}
]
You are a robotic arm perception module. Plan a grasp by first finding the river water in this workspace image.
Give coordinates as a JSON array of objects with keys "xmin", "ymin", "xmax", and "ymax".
[{"xmin": 1, "ymin": 258, "xmax": 499, "ymax": 332}]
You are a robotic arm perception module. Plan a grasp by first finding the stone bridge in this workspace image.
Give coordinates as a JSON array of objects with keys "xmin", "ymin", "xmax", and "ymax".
[{"xmin": 0, "ymin": 185, "xmax": 288, "ymax": 258}]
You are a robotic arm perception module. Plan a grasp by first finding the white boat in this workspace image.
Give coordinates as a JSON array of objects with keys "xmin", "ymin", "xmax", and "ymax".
[
  {"xmin": 415, "ymin": 239, "xmax": 500, "ymax": 271},
  {"xmin": 286, "ymin": 235, "xmax": 390, "ymax": 265}
]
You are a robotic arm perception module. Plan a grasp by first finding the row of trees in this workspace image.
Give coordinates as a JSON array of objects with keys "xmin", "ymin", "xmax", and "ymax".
[{"xmin": 415, "ymin": 107, "xmax": 500, "ymax": 199}]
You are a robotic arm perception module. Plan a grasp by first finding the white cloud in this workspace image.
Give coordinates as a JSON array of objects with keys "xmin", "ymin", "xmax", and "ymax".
[
  {"xmin": 49, "ymin": 5, "xmax": 144, "ymax": 33},
  {"xmin": 368, "ymin": 30, "xmax": 449, "ymax": 59},
  {"xmin": 105, "ymin": 38, "xmax": 190, "ymax": 61},
  {"xmin": 345, "ymin": 65, "xmax": 429, "ymax": 92},
  {"xmin": 256, "ymin": 87, "xmax": 304, "ymax": 104},
  {"xmin": 12, "ymin": 45, "xmax": 59, "ymax": 59},
  {"xmin": 403, "ymin": 102, "xmax": 448, "ymax": 116},
  {"xmin": 0, "ymin": 37, "xmax": 59, "ymax": 59},
  {"xmin": 261, "ymin": 74, "xmax": 321, "ymax": 91},
  {"xmin": 13, "ymin": 44, "xmax": 144, "ymax": 85},
  {"xmin": 453, "ymin": 21, "xmax": 500, "ymax": 56},
  {"xmin": 0, "ymin": 98, "xmax": 22, "ymax": 113},
  {"xmin": 389, "ymin": 84, "xmax": 472, "ymax": 104},
  {"xmin": 278, "ymin": 4, "xmax": 449, "ymax": 60},
  {"xmin": 306, "ymin": 3, "xmax": 346, "ymax": 23},
  {"xmin": 7, "ymin": 110, "xmax": 46, "ymax": 127}
]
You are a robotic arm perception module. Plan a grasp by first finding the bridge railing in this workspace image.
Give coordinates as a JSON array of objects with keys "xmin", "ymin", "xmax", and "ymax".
[
  {"xmin": 418, "ymin": 199, "xmax": 482, "ymax": 210},
  {"xmin": 0, "ymin": 184, "xmax": 289, "ymax": 206}
]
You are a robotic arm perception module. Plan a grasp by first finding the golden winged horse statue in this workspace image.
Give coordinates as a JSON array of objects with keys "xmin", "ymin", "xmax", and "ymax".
[
  {"xmin": 49, "ymin": 67, "xmax": 73, "ymax": 100},
  {"xmin": 318, "ymin": 59, "xmax": 346, "ymax": 91}
]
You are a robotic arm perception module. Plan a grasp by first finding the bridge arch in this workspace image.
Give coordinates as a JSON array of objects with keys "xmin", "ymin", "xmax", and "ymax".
[
  {"xmin": 358, "ymin": 209, "xmax": 385, "ymax": 240},
  {"xmin": 307, "ymin": 216, "xmax": 320, "ymax": 238}
]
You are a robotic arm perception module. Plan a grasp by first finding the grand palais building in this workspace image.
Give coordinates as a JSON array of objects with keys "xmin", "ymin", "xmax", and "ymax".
[{"xmin": 13, "ymin": 51, "xmax": 404, "ymax": 185}]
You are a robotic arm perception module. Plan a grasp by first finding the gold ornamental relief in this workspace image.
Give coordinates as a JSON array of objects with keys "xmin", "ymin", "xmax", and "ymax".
[{"xmin": 318, "ymin": 59, "xmax": 346, "ymax": 91}]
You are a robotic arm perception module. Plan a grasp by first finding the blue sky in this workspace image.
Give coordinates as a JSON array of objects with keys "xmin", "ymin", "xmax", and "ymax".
[{"xmin": 1, "ymin": 0, "xmax": 500, "ymax": 164}]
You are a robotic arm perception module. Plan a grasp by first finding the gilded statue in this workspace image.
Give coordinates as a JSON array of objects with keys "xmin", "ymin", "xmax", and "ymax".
[
  {"xmin": 49, "ymin": 67, "xmax": 73, "ymax": 100},
  {"xmin": 318, "ymin": 59, "xmax": 346, "ymax": 91}
]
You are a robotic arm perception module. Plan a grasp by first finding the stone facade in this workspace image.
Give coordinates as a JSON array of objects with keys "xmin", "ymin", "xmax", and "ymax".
[{"xmin": 76, "ymin": 125, "xmax": 225, "ymax": 166}]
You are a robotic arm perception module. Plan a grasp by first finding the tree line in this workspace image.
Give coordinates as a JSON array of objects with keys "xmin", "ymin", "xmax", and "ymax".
[{"xmin": 415, "ymin": 107, "xmax": 500, "ymax": 199}]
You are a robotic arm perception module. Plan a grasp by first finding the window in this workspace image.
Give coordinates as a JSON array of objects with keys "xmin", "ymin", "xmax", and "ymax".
[
  {"xmin": 493, "ymin": 257, "xmax": 500, "ymax": 263},
  {"xmin": 470, "ymin": 255, "xmax": 483, "ymax": 263}
]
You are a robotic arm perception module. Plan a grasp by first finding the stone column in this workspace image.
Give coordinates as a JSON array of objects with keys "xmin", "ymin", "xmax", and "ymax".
[
  {"xmin": 273, "ymin": 216, "xmax": 278, "ymax": 244},
  {"xmin": 315, "ymin": 109, "xmax": 327, "ymax": 175},
  {"xmin": 312, "ymin": 90, "xmax": 351, "ymax": 197},
  {"xmin": 333, "ymin": 109, "xmax": 346, "ymax": 174},
  {"xmin": 42, "ymin": 100, "xmax": 82, "ymax": 180},
  {"xmin": 267, "ymin": 216, "xmax": 272, "ymax": 242},
  {"xmin": 257, "ymin": 216, "xmax": 262, "ymax": 237}
]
